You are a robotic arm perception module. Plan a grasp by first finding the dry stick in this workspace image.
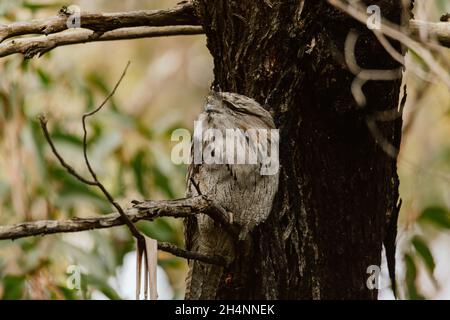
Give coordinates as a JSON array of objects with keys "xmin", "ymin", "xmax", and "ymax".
[
  {"xmin": 79, "ymin": 61, "xmax": 145, "ymax": 300},
  {"xmin": 79, "ymin": 61, "xmax": 143, "ymax": 242},
  {"xmin": 158, "ymin": 242, "xmax": 225, "ymax": 265},
  {"xmin": 0, "ymin": 197, "xmax": 213, "ymax": 239},
  {"xmin": 39, "ymin": 116, "xmax": 96, "ymax": 186},
  {"xmin": 0, "ymin": 26, "xmax": 204, "ymax": 59},
  {"xmin": 40, "ymin": 62, "xmax": 144, "ymax": 244},
  {"xmin": 39, "ymin": 117, "xmax": 226, "ymax": 266},
  {"xmin": 0, "ymin": 1, "xmax": 199, "ymax": 43},
  {"xmin": 0, "ymin": 197, "xmax": 226, "ymax": 265}
]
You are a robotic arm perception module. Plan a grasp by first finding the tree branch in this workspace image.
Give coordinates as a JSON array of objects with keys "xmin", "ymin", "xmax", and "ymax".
[
  {"xmin": 0, "ymin": 0, "xmax": 447, "ymax": 60},
  {"xmin": 0, "ymin": 1, "xmax": 199, "ymax": 43},
  {"xmin": 0, "ymin": 26, "xmax": 204, "ymax": 59},
  {"xmin": 410, "ymin": 20, "xmax": 450, "ymax": 48},
  {"xmin": 328, "ymin": 0, "xmax": 450, "ymax": 89},
  {"xmin": 133, "ymin": 197, "xmax": 239, "ymax": 238},
  {"xmin": 158, "ymin": 242, "xmax": 225, "ymax": 266},
  {"xmin": 38, "ymin": 62, "xmax": 149, "ymax": 244},
  {"xmin": 36, "ymin": 59, "xmax": 232, "ymax": 269},
  {"xmin": 1, "ymin": 20, "xmax": 448, "ymax": 59},
  {"xmin": 0, "ymin": 196, "xmax": 226, "ymax": 265}
]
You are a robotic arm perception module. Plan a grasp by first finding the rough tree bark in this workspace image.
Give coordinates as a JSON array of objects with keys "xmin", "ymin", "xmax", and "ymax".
[{"xmin": 188, "ymin": 0, "xmax": 406, "ymax": 299}]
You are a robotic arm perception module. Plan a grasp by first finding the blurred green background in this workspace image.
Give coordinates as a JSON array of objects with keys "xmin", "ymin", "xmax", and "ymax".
[
  {"xmin": 0, "ymin": 0, "xmax": 449, "ymax": 299},
  {"xmin": 0, "ymin": 0, "xmax": 212, "ymax": 300}
]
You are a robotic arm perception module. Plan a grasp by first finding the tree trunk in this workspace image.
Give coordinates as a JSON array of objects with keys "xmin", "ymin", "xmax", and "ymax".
[{"xmin": 189, "ymin": 0, "xmax": 406, "ymax": 299}]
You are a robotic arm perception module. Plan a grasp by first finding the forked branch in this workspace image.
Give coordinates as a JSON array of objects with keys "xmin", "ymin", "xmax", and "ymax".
[
  {"xmin": 0, "ymin": 26, "xmax": 204, "ymax": 59},
  {"xmin": 0, "ymin": 196, "xmax": 226, "ymax": 265}
]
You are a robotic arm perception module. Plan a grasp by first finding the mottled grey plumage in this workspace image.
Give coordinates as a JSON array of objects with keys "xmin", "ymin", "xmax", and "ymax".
[{"xmin": 184, "ymin": 91, "xmax": 279, "ymax": 299}]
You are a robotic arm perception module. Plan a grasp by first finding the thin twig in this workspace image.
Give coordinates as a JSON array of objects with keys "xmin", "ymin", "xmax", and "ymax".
[
  {"xmin": 82, "ymin": 61, "xmax": 130, "ymax": 182},
  {"xmin": 38, "ymin": 116, "xmax": 96, "ymax": 186},
  {"xmin": 82, "ymin": 62, "xmax": 143, "ymax": 242},
  {"xmin": 328, "ymin": 0, "xmax": 450, "ymax": 89},
  {"xmin": 189, "ymin": 177, "xmax": 202, "ymax": 195}
]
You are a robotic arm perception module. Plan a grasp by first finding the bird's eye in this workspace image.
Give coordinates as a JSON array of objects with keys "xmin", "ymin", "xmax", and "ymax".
[{"xmin": 223, "ymin": 99, "xmax": 260, "ymax": 117}]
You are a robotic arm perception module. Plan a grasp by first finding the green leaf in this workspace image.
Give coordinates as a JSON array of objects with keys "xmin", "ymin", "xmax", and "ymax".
[
  {"xmin": 82, "ymin": 274, "xmax": 121, "ymax": 300},
  {"xmin": 29, "ymin": 119, "xmax": 48, "ymax": 181},
  {"xmin": 404, "ymin": 254, "xmax": 425, "ymax": 300},
  {"xmin": 153, "ymin": 165, "xmax": 175, "ymax": 199},
  {"xmin": 159, "ymin": 258, "xmax": 183, "ymax": 269},
  {"xmin": 49, "ymin": 166, "xmax": 111, "ymax": 213},
  {"xmin": 412, "ymin": 236, "xmax": 435, "ymax": 276},
  {"xmin": 22, "ymin": 2, "xmax": 65, "ymax": 13},
  {"xmin": 51, "ymin": 128, "xmax": 84, "ymax": 147},
  {"xmin": 86, "ymin": 73, "xmax": 119, "ymax": 112},
  {"xmin": 2, "ymin": 275, "xmax": 26, "ymax": 300},
  {"xmin": 82, "ymin": 86, "xmax": 95, "ymax": 112},
  {"xmin": 435, "ymin": 0, "xmax": 449, "ymax": 11},
  {"xmin": 56, "ymin": 285, "xmax": 79, "ymax": 300},
  {"xmin": 419, "ymin": 206, "xmax": 450, "ymax": 229},
  {"xmin": 408, "ymin": 50, "xmax": 427, "ymax": 68},
  {"xmin": 20, "ymin": 59, "xmax": 30, "ymax": 72},
  {"xmin": 92, "ymin": 232, "xmax": 118, "ymax": 274},
  {"xmin": 139, "ymin": 218, "xmax": 179, "ymax": 244},
  {"xmin": 132, "ymin": 151, "xmax": 149, "ymax": 198},
  {"xmin": 36, "ymin": 68, "xmax": 52, "ymax": 87}
]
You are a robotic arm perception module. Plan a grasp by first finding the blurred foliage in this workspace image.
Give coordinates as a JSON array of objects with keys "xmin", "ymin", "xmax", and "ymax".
[{"xmin": 0, "ymin": 0, "xmax": 211, "ymax": 299}]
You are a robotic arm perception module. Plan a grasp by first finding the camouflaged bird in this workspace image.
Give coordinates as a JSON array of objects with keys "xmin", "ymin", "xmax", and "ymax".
[{"xmin": 184, "ymin": 91, "xmax": 279, "ymax": 299}]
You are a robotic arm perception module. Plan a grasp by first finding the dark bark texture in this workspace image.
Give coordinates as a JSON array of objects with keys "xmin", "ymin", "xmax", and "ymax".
[{"xmin": 190, "ymin": 0, "xmax": 406, "ymax": 299}]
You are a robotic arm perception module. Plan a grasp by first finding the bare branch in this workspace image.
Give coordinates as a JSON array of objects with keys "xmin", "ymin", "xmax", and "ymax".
[
  {"xmin": 0, "ymin": 0, "xmax": 446, "ymax": 60},
  {"xmin": 0, "ymin": 1, "xmax": 199, "ymax": 43},
  {"xmin": 158, "ymin": 242, "xmax": 226, "ymax": 266},
  {"xmin": 1, "ymin": 20, "xmax": 447, "ymax": 60},
  {"xmin": 0, "ymin": 26, "xmax": 204, "ymax": 59},
  {"xmin": 0, "ymin": 196, "xmax": 226, "ymax": 266},
  {"xmin": 38, "ymin": 115, "xmax": 96, "ymax": 186},
  {"xmin": 134, "ymin": 197, "xmax": 239, "ymax": 239},
  {"xmin": 38, "ymin": 62, "xmax": 147, "ymax": 243},
  {"xmin": 328, "ymin": 0, "xmax": 450, "ymax": 89},
  {"xmin": 0, "ymin": 198, "xmax": 201, "ymax": 240}
]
